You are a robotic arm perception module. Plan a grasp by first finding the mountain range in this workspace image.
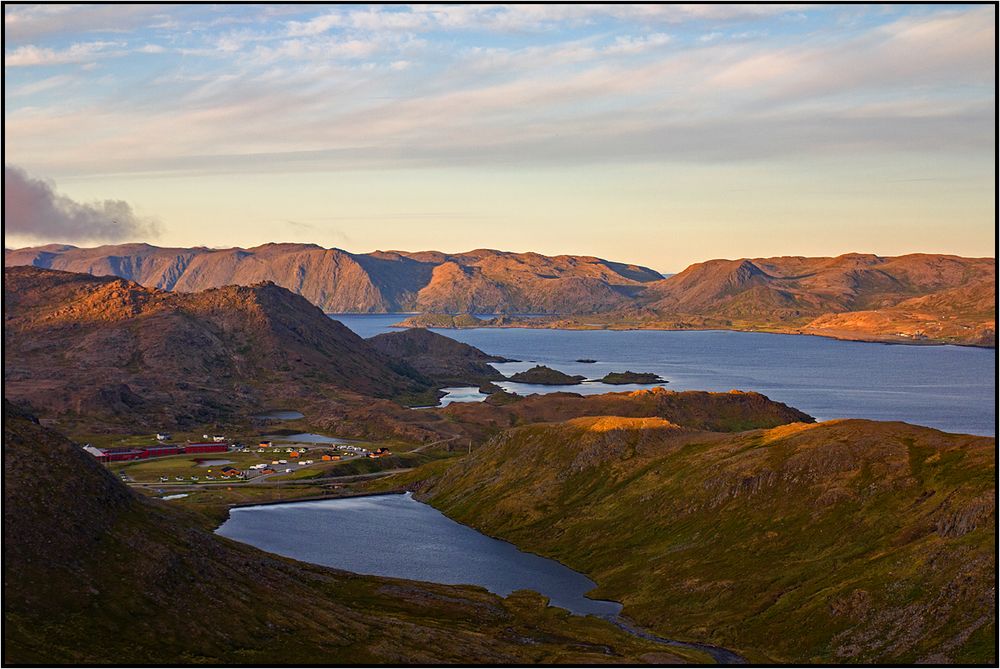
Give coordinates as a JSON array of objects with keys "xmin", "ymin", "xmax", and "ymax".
[
  {"xmin": 3, "ymin": 242, "xmax": 662, "ymax": 314},
  {"xmin": 6, "ymin": 243, "xmax": 994, "ymax": 346}
]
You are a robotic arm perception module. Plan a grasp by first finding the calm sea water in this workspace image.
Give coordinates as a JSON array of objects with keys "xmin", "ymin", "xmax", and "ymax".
[
  {"xmin": 217, "ymin": 493, "xmax": 621, "ymax": 617},
  {"xmin": 332, "ymin": 314, "xmax": 995, "ymax": 436}
]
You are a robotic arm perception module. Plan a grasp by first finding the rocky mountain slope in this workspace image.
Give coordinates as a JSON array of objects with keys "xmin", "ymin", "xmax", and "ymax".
[
  {"xmin": 2, "ymin": 402, "xmax": 702, "ymax": 664},
  {"xmin": 4, "ymin": 243, "xmax": 663, "ymax": 314},
  {"xmin": 3, "ymin": 266, "xmax": 431, "ymax": 429},
  {"xmin": 367, "ymin": 328, "xmax": 509, "ymax": 387},
  {"xmin": 414, "ymin": 417, "xmax": 996, "ymax": 664}
]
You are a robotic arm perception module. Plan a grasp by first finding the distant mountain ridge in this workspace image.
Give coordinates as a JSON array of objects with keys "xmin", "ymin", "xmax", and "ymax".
[
  {"xmin": 625, "ymin": 253, "xmax": 995, "ymax": 345},
  {"xmin": 4, "ymin": 243, "xmax": 663, "ymax": 314},
  {"xmin": 6, "ymin": 244, "xmax": 993, "ymax": 346}
]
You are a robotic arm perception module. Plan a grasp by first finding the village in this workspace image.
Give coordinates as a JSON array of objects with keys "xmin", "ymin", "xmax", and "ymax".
[{"xmin": 85, "ymin": 431, "xmax": 394, "ymax": 486}]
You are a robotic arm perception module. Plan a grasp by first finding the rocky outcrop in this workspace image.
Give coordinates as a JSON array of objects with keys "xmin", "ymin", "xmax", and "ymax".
[
  {"xmin": 367, "ymin": 328, "xmax": 508, "ymax": 387},
  {"xmin": 598, "ymin": 371, "xmax": 666, "ymax": 384},
  {"xmin": 508, "ymin": 365, "xmax": 585, "ymax": 385}
]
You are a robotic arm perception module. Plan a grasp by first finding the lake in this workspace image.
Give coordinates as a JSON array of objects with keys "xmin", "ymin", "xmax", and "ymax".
[
  {"xmin": 217, "ymin": 493, "xmax": 621, "ymax": 617},
  {"xmin": 331, "ymin": 314, "xmax": 995, "ymax": 436},
  {"xmin": 254, "ymin": 410, "xmax": 305, "ymax": 420}
]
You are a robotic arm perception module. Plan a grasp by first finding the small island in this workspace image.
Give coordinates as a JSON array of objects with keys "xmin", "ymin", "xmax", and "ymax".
[
  {"xmin": 394, "ymin": 313, "xmax": 487, "ymax": 328},
  {"xmin": 598, "ymin": 371, "xmax": 667, "ymax": 385},
  {"xmin": 508, "ymin": 365, "xmax": 585, "ymax": 385},
  {"xmin": 576, "ymin": 358, "xmax": 597, "ymax": 363}
]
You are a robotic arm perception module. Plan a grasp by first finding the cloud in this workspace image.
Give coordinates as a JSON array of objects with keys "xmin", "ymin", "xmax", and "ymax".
[
  {"xmin": 5, "ymin": 40, "xmax": 125, "ymax": 66},
  {"xmin": 603, "ymin": 33, "xmax": 671, "ymax": 55},
  {"xmin": 281, "ymin": 4, "xmax": 806, "ymax": 37},
  {"xmin": 3, "ymin": 5, "xmax": 171, "ymax": 42},
  {"xmin": 3, "ymin": 5, "xmax": 993, "ymax": 177},
  {"xmin": 6, "ymin": 74, "xmax": 76, "ymax": 97},
  {"xmin": 3, "ymin": 165, "xmax": 160, "ymax": 242}
]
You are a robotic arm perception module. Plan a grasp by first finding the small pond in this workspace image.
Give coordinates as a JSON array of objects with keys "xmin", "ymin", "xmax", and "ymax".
[
  {"xmin": 261, "ymin": 433, "xmax": 356, "ymax": 445},
  {"xmin": 254, "ymin": 410, "xmax": 305, "ymax": 420},
  {"xmin": 197, "ymin": 459, "xmax": 233, "ymax": 467}
]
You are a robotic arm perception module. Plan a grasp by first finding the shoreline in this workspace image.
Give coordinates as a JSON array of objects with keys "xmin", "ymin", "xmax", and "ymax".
[
  {"xmin": 226, "ymin": 489, "xmax": 404, "ymax": 510},
  {"xmin": 321, "ymin": 310, "xmax": 994, "ymax": 348},
  {"xmin": 384, "ymin": 320, "xmax": 995, "ymax": 349}
]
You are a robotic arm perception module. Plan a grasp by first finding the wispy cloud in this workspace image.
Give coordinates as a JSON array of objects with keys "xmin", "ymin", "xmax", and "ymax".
[
  {"xmin": 6, "ymin": 74, "xmax": 76, "ymax": 97},
  {"xmin": 2, "ymin": 4, "xmax": 994, "ymax": 177},
  {"xmin": 3, "ymin": 4, "xmax": 168, "ymax": 41},
  {"xmin": 5, "ymin": 40, "xmax": 126, "ymax": 67}
]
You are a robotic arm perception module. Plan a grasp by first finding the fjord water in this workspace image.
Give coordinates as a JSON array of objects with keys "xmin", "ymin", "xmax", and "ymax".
[
  {"xmin": 217, "ymin": 493, "xmax": 621, "ymax": 617},
  {"xmin": 333, "ymin": 314, "xmax": 995, "ymax": 436}
]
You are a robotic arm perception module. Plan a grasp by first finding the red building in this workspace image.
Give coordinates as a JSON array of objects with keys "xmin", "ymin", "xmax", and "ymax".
[
  {"xmin": 86, "ymin": 441, "xmax": 228, "ymax": 463},
  {"xmin": 142, "ymin": 445, "xmax": 182, "ymax": 457},
  {"xmin": 99, "ymin": 448, "xmax": 146, "ymax": 462}
]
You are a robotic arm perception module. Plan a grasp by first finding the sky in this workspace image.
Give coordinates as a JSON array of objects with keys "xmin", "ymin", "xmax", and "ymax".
[{"xmin": 3, "ymin": 3, "xmax": 996, "ymax": 272}]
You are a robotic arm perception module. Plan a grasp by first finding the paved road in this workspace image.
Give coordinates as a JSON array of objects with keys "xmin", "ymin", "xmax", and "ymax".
[{"xmin": 410, "ymin": 434, "xmax": 459, "ymax": 453}]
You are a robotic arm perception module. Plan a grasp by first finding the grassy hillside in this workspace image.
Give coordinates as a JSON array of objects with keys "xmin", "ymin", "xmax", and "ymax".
[
  {"xmin": 417, "ymin": 417, "xmax": 996, "ymax": 664},
  {"xmin": 2, "ymin": 403, "xmax": 709, "ymax": 664}
]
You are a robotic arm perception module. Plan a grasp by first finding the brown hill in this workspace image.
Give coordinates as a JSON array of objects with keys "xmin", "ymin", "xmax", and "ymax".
[
  {"xmin": 315, "ymin": 386, "xmax": 813, "ymax": 445},
  {"xmin": 416, "ymin": 417, "xmax": 996, "ymax": 664},
  {"xmin": 3, "ymin": 266, "xmax": 430, "ymax": 429},
  {"xmin": 367, "ymin": 328, "xmax": 509, "ymax": 387},
  {"xmin": 642, "ymin": 253, "xmax": 994, "ymax": 319},
  {"xmin": 1, "ymin": 401, "xmax": 699, "ymax": 664},
  {"xmin": 4, "ymin": 243, "xmax": 663, "ymax": 314},
  {"xmin": 640, "ymin": 252, "xmax": 993, "ymax": 322}
]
